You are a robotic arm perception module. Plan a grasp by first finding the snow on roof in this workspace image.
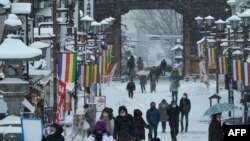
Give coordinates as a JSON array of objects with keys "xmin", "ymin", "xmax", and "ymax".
[
  {"xmin": 232, "ymin": 50, "xmax": 243, "ymax": 55},
  {"xmin": 29, "ymin": 69, "xmax": 51, "ymax": 76},
  {"xmin": 215, "ymin": 19, "xmax": 226, "ymax": 24},
  {"xmin": 197, "ymin": 37, "xmax": 205, "ymax": 44},
  {"xmin": 33, "ymin": 59, "xmax": 47, "ymax": 69},
  {"xmin": 0, "ymin": 115, "xmax": 21, "ymax": 126},
  {"xmin": 174, "ymin": 56, "xmax": 183, "ymax": 59},
  {"xmin": 227, "ymin": 15, "xmax": 241, "ymax": 21},
  {"xmin": 0, "ymin": 38, "xmax": 42, "ymax": 60},
  {"xmin": 29, "ymin": 41, "xmax": 50, "ymax": 49},
  {"xmin": 195, "ymin": 16, "xmax": 203, "ymax": 20},
  {"xmin": 91, "ymin": 21, "xmax": 101, "ymax": 26},
  {"xmin": 0, "ymin": 126, "xmax": 22, "ymax": 133},
  {"xmin": 239, "ymin": 9, "xmax": 250, "ymax": 17},
  {"xmin": 80, "ymin": 15, "xmax": 94, "ymax": 21},
  {"xmin": 34, "ymin": 27, "xmax": 55, "ymax": 38},
  {"xmin": 205, "ymin": 15, "xmax": 214, "ymax": 20},
  {"xmin": 11, "ymin": 3, "xmax": 31, "ymax": 14},
  {"xmin": 171, "ymin": 44, "xmax": 183, "ymax": 50},
  {"xmin": 0, "ymin": 0, "xmax": 11, "ymax": 9},
  {"xmin": 227, "ymin": 0, "xmax": 236, "ymax": 5},
  {"xmin": 0, "ymin": 78, "xmax": 28, "ymax": 84},
  {"xmin": 4, "ymin": 14, "xmax": 22, "ymax": 26},
  {"xmin": 220, "ymin": 42, "xmax": 228, "ymax": 47}
]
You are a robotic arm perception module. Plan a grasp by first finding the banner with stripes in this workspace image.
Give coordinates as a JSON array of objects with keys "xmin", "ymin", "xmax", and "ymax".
[
  {"xmin": 58, "ymin": 53, "xmax": 77, "ymax": 83},
  {"xmin": 218, "ymin": 57, "xmax": 228, "ymax": 75},
  {"xmin": 232, "ymin": 60, "xmax": 243, "ymax": 81},
  {"xmin": 207, "ymin": 48, "xmax": 216, "ymax": 63},
  {"xmin": 196, "ymin": 37, "xmax": 206, "ymax": 57},
  {"xmin": 81, "ymin": 65, "xmax": 92, "ymax": 88},
  {"xmin": 243, "ymin": 62, "xmax": 250, "ymax": 86}
]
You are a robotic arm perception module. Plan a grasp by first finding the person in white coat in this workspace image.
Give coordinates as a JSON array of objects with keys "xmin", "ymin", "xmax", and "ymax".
[{"xmin": 87, "ymin": 120, "xmax": 113, "ymax": 141}]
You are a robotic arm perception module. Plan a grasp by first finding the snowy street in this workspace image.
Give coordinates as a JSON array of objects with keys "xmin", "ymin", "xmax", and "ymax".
[{"xmin": 69, "ymin": 78, "xmax": 242, "ymax": 141}]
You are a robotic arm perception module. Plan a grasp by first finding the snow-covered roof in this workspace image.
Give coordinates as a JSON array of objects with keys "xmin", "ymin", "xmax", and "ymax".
[
  {"xmin": 220, "ymin": 42, "xmax": 228, "ymax": 47},
  {"xmin": 0, "ymin": 126, "xmax": 21, "ymax": 134},
  {"xmin": 91, "ymin": 21, "xmax": 101, "ymax": 26},
  {"xmin": 174, "ymin": 56, "xmax": 183, "ymax": 59},
  {"xmin": 80, "ymin": 15, "xmax": 94, "ymax": 21},
  {"xmin": 232, "ymin": 50, "xmax": 243, "ymax": 55},
  {"xmin": 215, "ymin": 19, "xmax": 226, "ymax": 24},
  {"xmin": 0, "ymin": 78, "xmax": 28, "ymax": 84},
  {"xmin": 29, "ymin": 69, "xmax": 51, "ymax": 76},
  {"xmin": 4, "ymin": 14, "xmax": 22, "ymax": 26},
  {"xmin": 0, "ymin": 38, "xmax": 42, "ymax": 60},
  {"xmin": 227, "ymin": 0, "xmax": 236, "ymax": 5},
  {"xmin": 205, "ymin": 15, "xmax": 214, "ymax": 20},
  {"xmin": 227, "ymin": 15, "xmax": 241, "ymax": 21},
  {"xmin": 11, "ymin": 3, "xmax": 32, "ymax": 14},
  {"xmin": 197, "ymin": 37, "xmax": 205, "ymax": 44},
  {"xmin": 34, "ymin": 27, "xmax": 55, "ymax": 39},
  {"xmin": 29, "ymin": 41, "xmax": 50, "ymax": 49},
  {"xmin": 0, "ymin": 115, "xmax": 21, "ymax": 126},
  {"xmin": 0, "ymin": 0, "xmax": 11, "ymax": 9},
  {"xmin": 171, "ymin": 44, "xmax": 183, "ymax": 50},
  {"xmin": 239, "ymin": 9, "xmax": 250, "ymax": 18}
]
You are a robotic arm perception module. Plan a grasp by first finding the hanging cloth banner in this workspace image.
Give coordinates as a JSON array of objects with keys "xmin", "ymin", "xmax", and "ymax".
[
  {"xmin": 232, "ymin": 59, "xmax": 243, "ymax": 81},
  {"xmin": 218, "ymin": 57, "xmax": 228, "ymax": 75},
  {"xmin": 81, "ymin": 64, "xmax": 92, "ymax": 88},
  {"xmin": 55, "ymin": 80, "xmax": 66, "ymax": 123},
  {"xmin": 58, "ymin": 53, "xmax": 77, "ymax": 83},
  {"xmin": 196, "ymin": 37, "xmax": 206, "ymax": 57},
  {"xmin": 243, "ymin": 62, "xmax": 250, "ymax": 86},
  {"xmin": 207, "ymin": 47, "xmax": 216, "ymax": 63}
]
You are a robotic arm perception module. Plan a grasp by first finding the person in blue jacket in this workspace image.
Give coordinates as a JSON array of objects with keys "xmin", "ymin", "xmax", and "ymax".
[{"xmin": 146, "ymin": 102, "xmax": 160, "ymax": 140}]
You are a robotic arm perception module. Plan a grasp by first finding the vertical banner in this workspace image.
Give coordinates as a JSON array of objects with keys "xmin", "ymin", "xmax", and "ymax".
[
  {"xmin": 243, "ymin": 62, "xmax": 250, "ymax": 86},
  {"xmin": 55, "ymin": 80, "xmax": 66, "ymax": 123},
  {"xmin": 218, "ymin": 57, "xmax": 228, "ymax": 75},
  {"xmin": 84, "ymin": 0, "xmax": 94, "ymax": 18},
  {"xmin": 232, "ymin": 60, "xmax": 243, "ymax": 81},
  {"xmin": 199, "ymin": 59, "xmax": 209, "ymax": 85},
  {"xmin": 196, "ymin": 37, "xmax": 206, "ymax": 57},
  {"xmin": 58, "ymin": 53, "xmax": 77, "ymax": 83}
]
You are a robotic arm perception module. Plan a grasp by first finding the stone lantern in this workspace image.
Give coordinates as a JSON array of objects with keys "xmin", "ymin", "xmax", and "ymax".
[{"xmin": 0, "ymin": 37, "xmax": 42, "ymax": 116}]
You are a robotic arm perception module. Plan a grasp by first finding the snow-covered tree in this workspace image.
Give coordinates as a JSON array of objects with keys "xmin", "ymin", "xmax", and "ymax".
[{"xmin": 121, "ymin": 23, "xmax": 136, "ymax": 75}]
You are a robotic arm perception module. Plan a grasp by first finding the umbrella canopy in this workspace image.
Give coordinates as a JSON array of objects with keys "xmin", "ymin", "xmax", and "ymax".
[
  {"xmin": 136, "ymin": 70, "xmax": 148, "ymax": 76},
  {"xmin": 203, "ymin": 103, "xmax": 237, "ymax": 116}
]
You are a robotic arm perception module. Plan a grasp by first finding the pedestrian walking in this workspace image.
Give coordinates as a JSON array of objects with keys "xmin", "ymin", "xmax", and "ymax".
[
  {"xmin": 42, "ymin": 123, "xmax": 65, "ymax": 141},
  {"xmin": 137, "ymin": 57, "xmax": 144, "ymax": 71},
  {"xmin": 208, "ymin": 113, "xmax": 224, "ymax": 141},
  {"xmin": 87, "ymin": 120, "xmax": 113, "ymax": 141},
  {"xmin": 99, "ymin": 107, "xmax": 115, "ymax": 135},
  {"xmin": 126, "ymin": 79, "xmax": 136, "ymax": 98},
  {"xmin": 160, "ymin": 59, "xmax": 167, "ymax": 76},
  {"xmin": 179, "ymin": 93, "xmax": 191, "ymax": 132},
  {"xmin": 148, "ymin": 67, "xmax": 157, "ymax": 93},
  {"xmin": 133, "ymin": 109, "xmax": 149, "ymax": 141},
  {"xmin": 158, "ymin": 99, "xmax": 169, "ymax": 133},
  {"xmin": 84, "ymin": 104, "xmax": 96, "ymax": 136},
  {"xmin": 169, "ymin": 68, "xmax": 181, "ymax": 102},
  {"xmin": 146, "ymin": 102, "xmax": 160, "ymax": 140},
  {"xmin": 167, "ymin": 100, "xmax": 180, "ymax": 141},
  {"xmin": 138, "ymin": 75, "xmax": 147, "ymax": 93},
  {"xmin": 127, "ymin": 55, "xmax": 135, "ymax": 76},
  {"xmin": 113, "ymin": 106, "xmax": 135, "ymax": 141}
]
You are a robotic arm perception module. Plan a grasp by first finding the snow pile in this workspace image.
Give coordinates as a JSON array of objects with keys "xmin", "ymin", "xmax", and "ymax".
[
  {"xmin": 0, "ymin": 0, "xmax": 11, "ymax": 9},
  {"xmin": 4, "ymin": 14, "xmax": 21, "ymax": 26}
]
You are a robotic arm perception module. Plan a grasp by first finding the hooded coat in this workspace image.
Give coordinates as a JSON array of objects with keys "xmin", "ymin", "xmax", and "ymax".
[
  {"xmin": 158, "ymin": 100, "xmax": 169, "ymax": 122},
  {"xmin": 43, "ymin": 123, "xmax": 64, "ymax": 141},
  {"xmin": 113, "ymin": 106, "xmax": 135, "ymax": 140},
  {"xmin": 169, "ymin": 71, "xmax": 181, "ymax": 92},
  {"xmin": 134, "ymin": 109, "xmax": 148, "ymax": 140},
  {"xmin": 208, "ymin": 115, "xmax": 224, "ymax": 141},
  {"xmin": 146, "ymin": 106, "xmax": 160, "ymax": 126},
  {"xmin": 87, "ymin": 120, "xmax": 113, "ymax": 141}
]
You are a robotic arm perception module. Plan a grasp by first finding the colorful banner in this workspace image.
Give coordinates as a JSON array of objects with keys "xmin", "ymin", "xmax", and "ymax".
[
  {"xmin": 207, "ymin": 47, "xmax": 216, "ymax": 63},
  {"xmin": 243, "ymin": 62, "xmax": 250, "ymax": 86},
  {"xmin": 232, "ymin": 60, "xmax": 243, "ymax": 81},
  {"xmin": 81, "ymin": 65, "xmax": 92, "ymax": 88},
  {"xmin": 199, "ymin": 59, "xmax": 209, "ymax": 86},
  {"xmin": 55, "ymin": 80, "xmax": 66, "ymax": 123},
  {"xmin": 218, "ymin": 57, "xmax": 228, "ymax": 75},
  {"xmin": 58, "ymin": 53, "xmax": 77, "ymax": 83},
  {"xmin": 196, "ymin": 37, "xmax": 206, "ymax": 57}
]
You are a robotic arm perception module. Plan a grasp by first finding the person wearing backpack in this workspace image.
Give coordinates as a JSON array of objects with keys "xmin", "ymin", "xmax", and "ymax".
[{"xmin": 126, "ymin": 79, "xmax": 136, "ymax": 98}]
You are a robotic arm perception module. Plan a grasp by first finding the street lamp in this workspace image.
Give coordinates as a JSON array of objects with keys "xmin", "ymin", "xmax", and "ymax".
[
  {"xmin": 91, "ymin": 21, "xmax": 101, "ymax": 35},
  {"xmin": 205, "ymin": 15, "xmax": 215, "ymax": 27},
  {"xmin": 80, "ymin": 15, "xmax": 94, "ymax": 33},
  {"xmin": 228, "ymin": 15, "xmax": 241, "ymax": 44}
]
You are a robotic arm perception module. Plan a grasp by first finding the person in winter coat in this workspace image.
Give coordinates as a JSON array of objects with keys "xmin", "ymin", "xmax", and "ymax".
[
  {"xmin": 113, "ymin": 106, "xmax": 135, "ymax": 141},
  {"xmin": 146, "ymin": 102, "xmax": 160, "ymax": 140},
  {"xmin": 148, "ymin": 67, "xmax": 157, "ymax": 93},
  {"xmin": 126, "ymin": 79, "xmax": 136, "ymax": 98},
  {"xmin": 179, "ymin": 93, "xmax": 191, "ymax": 132},
  {"xmin": 99, "ymin": 107, "xmax": 115, "ymax": 135},
  {"xmin": 167, "ymin": 100, "xmax": 180, "ymax": 141},
  {"xmin": 84, "ymin": 104, "xmax": 96, "ymax": 136},
  {"xmin": 42, "ymin": 123, "xmax": 64, "ymax": 141},
  {"xmin": 138, "ymin": 75, "xmax": 147, "ymax": 93},
  {"xmin": 134, "ymin": 109, "xmax": 149, "ymax": 141},
  {"xmin": 169, "ymin": 68, "xmax": 181, "ymax": 102},
  {"xmin": 87, "ymin": 120, "xmax": 113, "ymax": 141},
  {"xmin": 160, "ymin": 59, "xmax": 167, "ymax": 76},
  {"xmin": 158, "ymin": 99, "xmax": 169, "ymax": 133},
  {"xmin": 127, "ymin": 55, "xmax": 135, "ymax": 76},
  {"xmin": 137, "ymin": 57, "xmax": 144, "ymax": 71},
  {"xmin": 208, "ymin": 113, "xmax": 224, "ymax": 141}
]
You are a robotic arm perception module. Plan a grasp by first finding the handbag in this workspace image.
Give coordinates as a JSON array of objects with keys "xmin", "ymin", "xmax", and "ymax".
[{"xmin": 83, "ymin": 118, "xmax": 90, "ymax": 130}]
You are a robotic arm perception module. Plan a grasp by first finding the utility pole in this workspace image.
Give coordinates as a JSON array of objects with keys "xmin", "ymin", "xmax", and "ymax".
[{"xmin": 52, "ymin": 0, "xmax": 58, "ymax": 122}]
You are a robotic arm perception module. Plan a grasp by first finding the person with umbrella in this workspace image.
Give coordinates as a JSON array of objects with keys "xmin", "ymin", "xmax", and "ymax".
[
  {"xmin": 208, "ymin": 113, "xmax": 224, "ymax": 141},
  {"xmin": 136, "ymin": 71, "xmax": 148, "ymax": 93}
]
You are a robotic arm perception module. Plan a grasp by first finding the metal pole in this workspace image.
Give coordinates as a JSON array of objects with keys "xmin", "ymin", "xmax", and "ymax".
[
  {"xmin": 243, "ymin": 27, "xmax": 248, "ymax": 124},
  {"xmin": 52, "ymin": 0, "xmax": 58, "ymax": 122},
  {"xmin": 74, "ymin": 27, "xmax": 78, "ymax": 114},
  {"xmin": 228, "ymin": 28, "xmax": 234, "ymax": 117},
  {"xmin": 216, "ymin": 30, "xmax": 220, "ymax": 95}
]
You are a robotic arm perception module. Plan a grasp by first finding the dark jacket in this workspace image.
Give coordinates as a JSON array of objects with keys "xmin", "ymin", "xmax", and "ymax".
[
  {"xmin": 127, "ymin": 81, "xmax": 136, "ymax": 91},
  {"xmin": 134, "ymin": 109, "xmax": 148, "ymax": 140},
  {"xmin": 43, "ymin": 124, "xmax": 64, "ymax": 141},
  {"xmin": 146, "ymin": 107, "xmax": 160, "ymax": 125},
  {"xmin": 114, "ymin": 106, "xmax": 135, "ymax": 139},
  {"xmin": 167, "ymin": 105, "xmax": 180, "ymax": 129},
  {"xmin": 158, "ymin": 101, "xmax": 169, "ymax": 122},
  {"xmin": 179, "ymin": 97, "xmax": 191, "ymax": 114},
  {"xmin": 148, "ymin": 69, "xmax": 158, "ymax": 81},
  {"xmin": 138, "ymin": 75, "xmax": 147, "ymax": 86},
  {"xmin": 127, "ymin": 56, "xmax": 135, "ymax": 69},
  {"xmin": 208, "ymin": 117, "xmax": 224, "ymax": 141},
  {"xmin": 85, "ymin": 108, "xmax": 96, "ymax": 132}
]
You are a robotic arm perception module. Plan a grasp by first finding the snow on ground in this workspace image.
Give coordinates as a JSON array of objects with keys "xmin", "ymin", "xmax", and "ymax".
[{"xmin": 66, "ymin": 77, "xmax": 242, "ymax": 141}]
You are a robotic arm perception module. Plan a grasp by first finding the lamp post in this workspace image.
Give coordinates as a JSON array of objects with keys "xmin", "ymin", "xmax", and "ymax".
[{"xmin": 239, "ymin": 9, "xmax": 250, "ymax": 124}]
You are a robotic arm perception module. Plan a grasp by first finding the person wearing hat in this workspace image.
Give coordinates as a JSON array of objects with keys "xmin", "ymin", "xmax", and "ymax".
[
  {"xmin": 113, "ymin": 106, "xmax": 135, "ymax": 141},
  {"xmin": 169, "ymin": 68, "xmax": 181, "ymax": 102},
  {"xmin": 87, "ymin": 120, "xmax": 113, "ymax": 141},
  {"xmin": 167, "ymin": 100, "xmax": 180, "ymax": 141},
  {"xmin": 146, "ymin": 102, "xmax": 160, "ymax": 140},
  {"xmin": 179, "ymin": 93, "xmax": 191, "ymax": 132},
  {"xmin": 42, "ymin": 123, "xmax": 64, "ymax": 141}
]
